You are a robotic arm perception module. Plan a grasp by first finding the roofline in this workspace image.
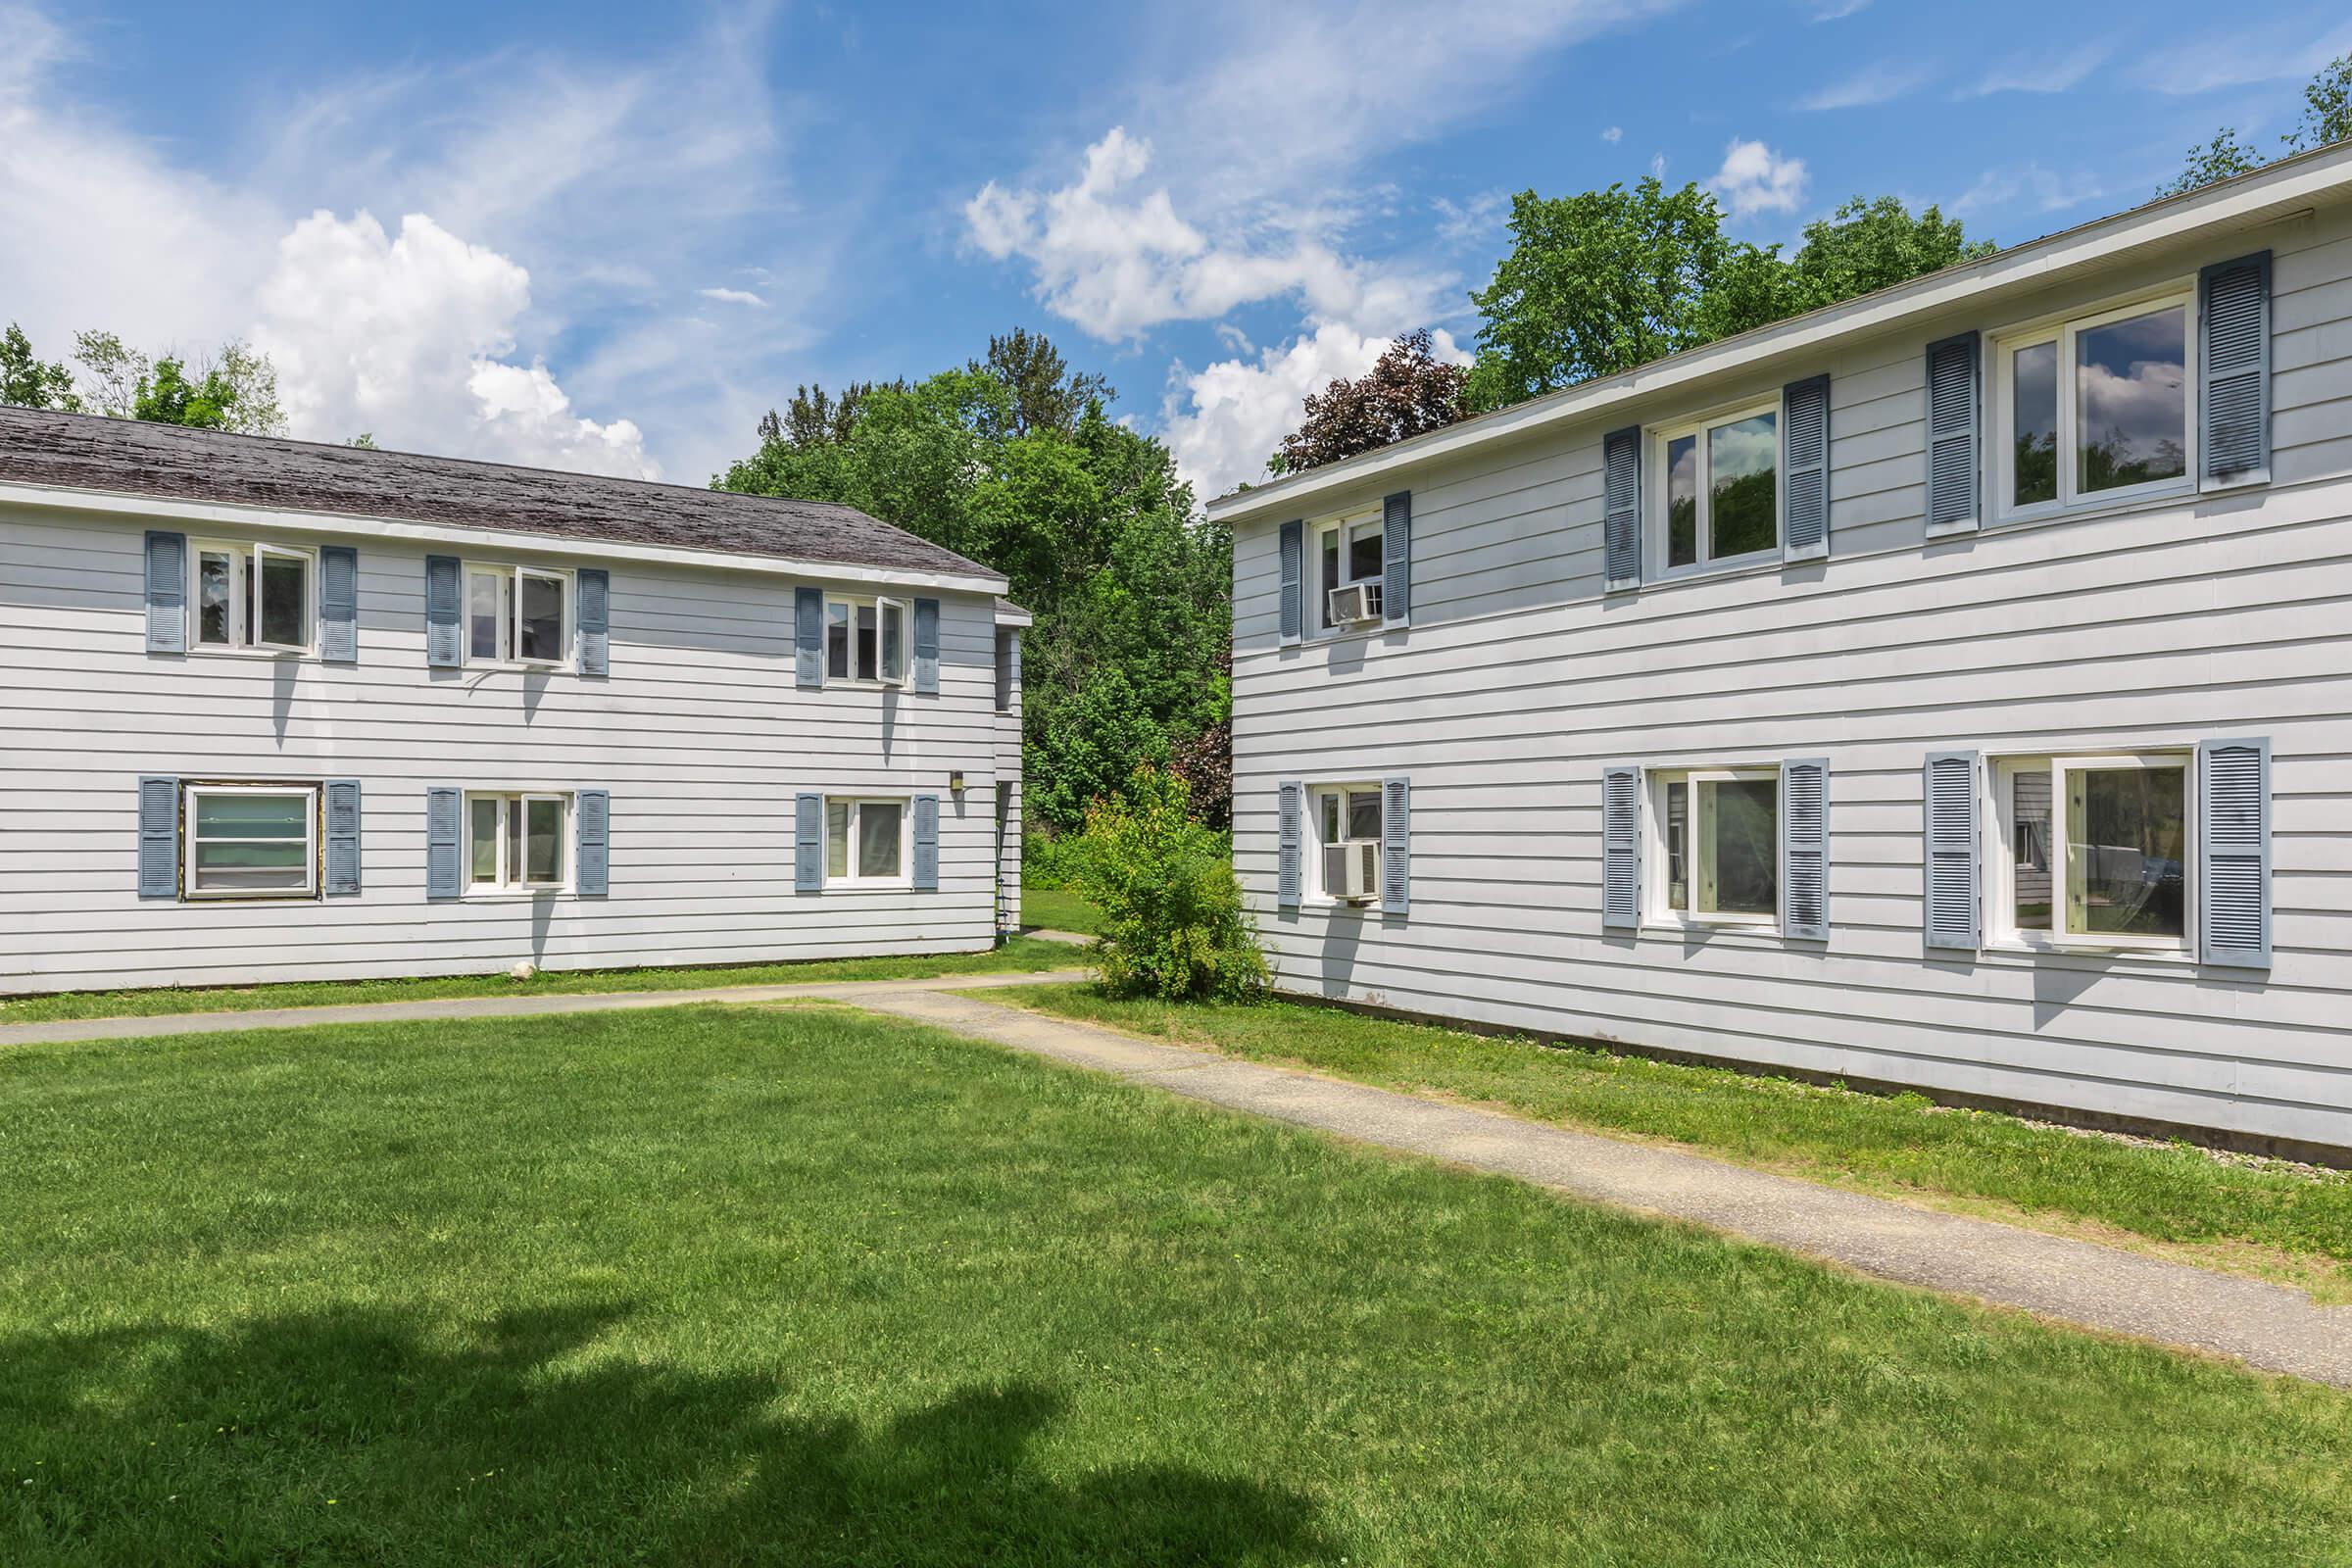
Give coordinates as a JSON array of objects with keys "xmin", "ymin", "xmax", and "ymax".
[
  {"xmin": 1206, "ymin": 138, "xmax": 2352, "ymax": 526},
  {"xmin": 0, "ymin": 481, "xmax": 1010, "ymax": 595}
]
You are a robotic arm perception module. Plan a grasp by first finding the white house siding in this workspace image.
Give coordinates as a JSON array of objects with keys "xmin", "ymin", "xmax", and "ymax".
[
  {"xmin": 994, "ymin": 625, "xmax": 1025, "ymax": 935},
  {"xmin": 0, "ymin": 504, "xmax": 1014, "ymax": 995},
  {"xmin": 1228, "ymin": 202, "xmax": 2352, "ymax": 1154}
]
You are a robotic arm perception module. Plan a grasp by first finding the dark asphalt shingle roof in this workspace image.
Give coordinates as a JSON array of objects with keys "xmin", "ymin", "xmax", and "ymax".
[{"xmin": 0, "ymin": 406, "xmax": 1003, "ymax": 583}]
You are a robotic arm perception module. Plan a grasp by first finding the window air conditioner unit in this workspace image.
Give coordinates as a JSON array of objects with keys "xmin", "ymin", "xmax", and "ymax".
[
  {"xmin": 1326, "ymin": 581, "xmax": 1382, "ymax": 625},
  {"xmin": 1326, "ymin": 840, "xmax": 1380, "ymax": 904}
]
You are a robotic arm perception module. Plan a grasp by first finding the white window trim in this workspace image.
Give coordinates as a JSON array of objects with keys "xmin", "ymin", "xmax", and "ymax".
[
  {"xmin": 1309, "ymin": 510, "xmax": 1385, "ymax": 638},
  {"xmin": 1646, "ymin": 396, "xmax": 1783, "ymax": 580},
  {"xmin": 824, "ymin": 594, "xmax": 912, "ymax": 686},
  {"xmin": 1645, "ymin": 765, "xmax": 1781, "ymax": 930},
  {"xmin": 463, "ymin": 563, "xmax": 576, "ymax": 671},
  {"xmin": 1304, "ymin": 781, "xmax": 1385, "ymax": 905},
  {"xmin": 823, "ymin": 794, "xmax": 913, "ymax": 888},
  {"xmin": 1990, "ymin": 282, "xmax": 2199, "ymax": 528},
  {"xmin": 181, "ymin": 781, "xmax": 319, "ymax": 901},
  {"xmin": 187, "ymin": 538, "xmax": 317, "ymax": 657},
  {"xmin": 1988, "ymin": 751, "xmax": 2195, "ymax": 956},
  {"xmin": 462, "ymin": 789, "xmax": 574, "ymax": 897}
]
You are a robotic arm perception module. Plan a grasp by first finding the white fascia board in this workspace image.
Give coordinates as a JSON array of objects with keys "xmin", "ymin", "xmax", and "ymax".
[
  {"xmin": 992, "ymin": 603, "xmax": 1035, "ymax": 627},
  {"xmin": 0, "ymin": 480, "xmax": 1009, "ymax": 595},
  {"xmin": 1206, "ymin": 141, "xmax": 2352, "ymax": 526}
]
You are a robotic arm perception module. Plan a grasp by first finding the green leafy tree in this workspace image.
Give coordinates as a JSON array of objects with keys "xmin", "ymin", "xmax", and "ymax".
[
  {"xmin": 0, "ymin": 322, "xmax": 79, "ymax": 411},
  {"xmin": 971, "ymin": 327, "xmax": 1109, "ymax": 439},
  {"xmin": 1781, "ymin": 196, "xmax": 1993, "ymax": 310},
  {"xmin": 2160, "ymin": 52, "xmax": 2352, "ymax": 196},
  {"xmin": 1067, "ymin": 763, "xmax": 1265, "ymax": 1002},
  {"xmin": 70, "ymin": 330, "xmax": 286, "ymax": 435},
  {"xmin": 1268, "ymin": 328, "xmax": 1466, "ymax": 476}
]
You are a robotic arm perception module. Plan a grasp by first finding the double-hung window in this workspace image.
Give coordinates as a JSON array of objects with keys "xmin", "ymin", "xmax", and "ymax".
[
  {"xmin": 466, "ymin": 791, "xmax": 570, "ymax": 893},
  {"xmin": 183, "ymin": 783, "xmax": 318, "ymax": 899},
  {"xmin": 1313, "ymin": 513, "xmax": 1384, "ymax": 632},
  {"xmin": 1653, "ymin": 401, "xmax": 1779, "ymax": 573},
  {"xmin": 825, "ymin": 797, "xmax": 906, "ymax": 885},
  {"xmin": 1312, "ymin": 784, "xmax": 1384, "ymax": 903},
  {"xmin": 191, "ymin": 540, "xmax": 315, "ymax": 654},
  {"xmin": 1649, "ymin": 767, "xmax": 1779, "ymax": 925},
  {"xmin": 1992, "ymin": 753, "xmax": 2190, "ymax": 950},
  {"xmin": 1995, "ymin": 289, "xmax": 2194, "ymax": 520},
  {"xmin": 826, "ymin": 595, "xmax": 909, "ymax": 684},
  {"xmin": 466, "ymin": 564, "xmax": 572, "ymax": 666}
]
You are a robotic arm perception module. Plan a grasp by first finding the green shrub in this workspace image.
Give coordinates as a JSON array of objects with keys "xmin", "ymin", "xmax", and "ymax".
[
  {"xmin": 1068, "ymin": 764, "xmax": 1267, "ymax": 1002},
  {"xmin": 1021, "ymin": 830, "xmax": 1086, "ymax": 891}
]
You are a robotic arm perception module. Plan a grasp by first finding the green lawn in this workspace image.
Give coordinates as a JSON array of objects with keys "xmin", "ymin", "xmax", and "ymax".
[
  {"xmin": 982, "ymin": 986, "xmax": 2352, "ymax": 1299},
  {"xmin": 0, "ymin": 937, "xmax": 1082, "ymax": 1026},
  {"xmin": 5, "ymin": 1006, "xmax": 2351, "ymax": 1564},
  {"xmin": 1020, "ymin": 884, "xmax": 1103, "ymax": 935}
]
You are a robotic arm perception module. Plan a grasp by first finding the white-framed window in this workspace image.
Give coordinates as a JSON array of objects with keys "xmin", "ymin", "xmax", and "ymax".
[
  {"xmin": 1648, "ymin": 766, "xmax": 1779, "ymax": 926},
  {"xmin": 182, "ymin": 782, "xmax": 318, "ymax": 900},
  {"xmin": 825, "ymin": 595, "xmax": 909, "ymax": 684},
  {"xmin": 1308, "ymin": 782, "xmax": 1385, "ymax": 903},
  {"xmin": 1993, "ymin": 286, "xmax": 2196, "ymax": 522},
  {"xmin": 465, "ymin": 564, "xmax": 573, "ymax": 667},
  {"xmin": 190, "ymin": 539, "xmax": 315, "ymax": 654},
  {"xmin": 1312, "ymin": 512, "xmax": 1385, "ymax": 633},
  {"xmin": 465, "ymin": 791, "xmax": 571, "ymax": 894},
  {"xmin": 825, "ymin": 796, "xmax": 908, "ymax": 886},
  {"xmin": 1991, "ymin": 752, "xmax": 2191, "ymax": 951},
  {"xmin": 1650, "ymin": 399, "xmax": 1780, "ymax": 574}
]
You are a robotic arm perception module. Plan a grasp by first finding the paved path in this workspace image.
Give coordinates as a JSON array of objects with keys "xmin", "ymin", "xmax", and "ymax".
[
  {"xmin": 1019, "ymin": 928, "xmax": 1095, "ymax": 946},
  {"xmin": 857, "ymin": 988, "xmax": 2352, "ymax": 1390}
]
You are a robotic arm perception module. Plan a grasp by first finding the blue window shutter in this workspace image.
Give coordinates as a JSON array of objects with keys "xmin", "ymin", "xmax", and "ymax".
[
  {"xmin": 1924, "ymin": 331, "xmax": 1980, "ymax": 535},
  {"xmin": 1276, "ymin": 780, "xmax": 1303, "ymax": 910},
  {"xmin": 1602, "ymin": 427, "xmax": 1642, "ymax": 591},
  {"xmin": 1277, "ymin": 520, "xmax": 1303, "ymax": 645},
  {"xmin": 576, "ymin": 567, "xmax": 610, "ymax": 676},
  {"xmin": 1381, "ymin": 776, "xmax": 1410, "ymax": 914},
  {"xmin": 795, "ymin": 793, "xmax": 822, "ymax": 891},
  {"xmin": 912, "ymin": 598, "xmax": 941, "ymax": 694},
  {"xmin": 424, "ymin": 556, "xmax": 462, "ymax": 667},
  {"xmin": 137, "ymin": 776, "xmax": 178, "ymax": 899},
  {"xmin": 1382, "ymin": 492, "xmax": 1411, "ymax": 626},
  {"xmin": 144, "ymin": 530, "xmax": 186, "ymax": 654},
  {"xmin": 425, "ymin": 787, "xmax": 462, "ymax": 898},
  {"xmin": 324, "ymin": 779, "xmax": 363, "ymax": 896},
  {"xmin": 912, "ymin": 794, "xmax": 940, "ymax": 890},
  {"xmin": 2198, "ymin": 738, "xmax": 2271, "ymax": 967},
  {"xmin": 795, "ymin": 587, "xmax": 824, "ymax": 688},
  {"xmin": 575, "ymin": 789, "xmax": 610, "ymax": 897},
  {"xmin": 1601, "ymin": 765, "xmax": 1642, "ymax": 929},
  {"xmin": 1782, "ymin": 376, "xmax": 1830, "ymax": 563},
  {"xmin": 319, "ymin": 546, "xmax": 359, "ymax": 663},
  {"xmin": 2201, "ymin": 251, "xmax": 2272, "ymax": 487},
  {"xmin": 1781, "ymin": 758, "xmax": 1830, "ymax": 941},
  {"xmin": 1923, "ymin": 752, "xmax": 1980, "ymax": 950}
]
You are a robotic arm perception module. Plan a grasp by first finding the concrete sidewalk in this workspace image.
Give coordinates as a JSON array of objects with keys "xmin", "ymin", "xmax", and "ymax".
[{"xmin": 858, "ymin": 987, "xmax": 2352, "ymax": 1390}]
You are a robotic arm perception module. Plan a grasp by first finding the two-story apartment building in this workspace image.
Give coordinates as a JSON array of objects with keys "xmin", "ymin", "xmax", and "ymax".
[
  {"xmin": 0, "ymin": 410, "xmax": 1026, "ymax": 996},
  {"xmin": 1214, "ymin": 142, "xmax": 2352, "ymax": 1161}
]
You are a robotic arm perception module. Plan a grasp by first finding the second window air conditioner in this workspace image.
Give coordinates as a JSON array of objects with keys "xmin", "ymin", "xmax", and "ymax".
[
  {"xmin": 1326, "ymin": 581, "xmax": 1383, "ymax": 625},
  {"xmin": 1326, "ymin": 839, "xmax": 1380, "ymax": 904}
]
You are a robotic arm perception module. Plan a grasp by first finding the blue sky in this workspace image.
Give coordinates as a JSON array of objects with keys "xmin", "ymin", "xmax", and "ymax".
[{"xmin": 2, "ymin": 0, "xmax": 2344, "ymax": 501}]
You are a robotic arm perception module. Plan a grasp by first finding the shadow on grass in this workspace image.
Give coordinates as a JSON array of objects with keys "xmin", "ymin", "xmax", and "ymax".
[{"xmin": 2, "ymin": 1300, "xmax": 1331, "ymax": 1566}]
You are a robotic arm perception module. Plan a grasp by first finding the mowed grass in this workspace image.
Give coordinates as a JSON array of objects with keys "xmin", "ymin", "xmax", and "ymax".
[
  {"xmin": 1019, "ymin": 884, "xmax": 1103, "ymax": 935},
  {"xmin": 0, "ymin": 936, "xmax": 1082, "ymax": 1026},
  {"xmin": 5, "ymin": 1007, "xmax": 2352, "ymax": 1564},
  {"xmin": 983, "ymin": 986, "xmax": 2352, "ymax": 1298}
]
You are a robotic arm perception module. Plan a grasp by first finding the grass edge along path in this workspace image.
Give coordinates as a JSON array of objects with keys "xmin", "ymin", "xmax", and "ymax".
[
  {"xmin": 4, "ymin": 1004, "xmax": 2351, "ymax": 1564},
  {"xmin": 973, "ymin": 984, "xmax": 2352, "ymax": 1303},
  {"xmin": 0, "ymin": 937, "xmax": 1082, "ymax": 1027}
]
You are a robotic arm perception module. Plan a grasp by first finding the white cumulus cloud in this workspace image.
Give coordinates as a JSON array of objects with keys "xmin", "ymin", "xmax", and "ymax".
[
  {"xmin": 1600, "ymin": 124, "xmax": 1624, "ymax": 142},
  {"xmin": 1711, "ymin": 138, "xmax": 1809, "ymax": 217}
]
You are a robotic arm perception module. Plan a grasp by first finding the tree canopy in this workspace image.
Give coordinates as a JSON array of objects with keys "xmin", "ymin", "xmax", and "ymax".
[
  {"xmin": 1269, "ymin": 328, "xmax": 1466, "ymax": 476},
  {"xmin": 0, "ymin": 322, "xmax": 286, "ymax": 435},
  {"xmin": 2159, "ymin": 52, "xmax": 2352, "ymax": 197},
  {"xmin": 0, "ymin": 322, "xmax": 77, "ymax": 412}
]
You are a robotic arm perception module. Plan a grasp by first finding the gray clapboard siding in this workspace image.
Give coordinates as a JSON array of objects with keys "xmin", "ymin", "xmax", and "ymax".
[
  {"xmin": 1228, "ymin": 204, "xmax": 2352, "ymax": 1152},
  {"xmin": 0, "ymin": 511, "xmax": 1016, "ymax": 996}
]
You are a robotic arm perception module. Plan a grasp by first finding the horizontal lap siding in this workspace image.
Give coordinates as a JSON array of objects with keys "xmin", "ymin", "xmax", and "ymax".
[
  {"xmin": 0, "ymin": 512, "xmax": 1011, "ymax": 995},
  {"xmin": 1232, "ymin": 208, "xmax": 2352, "ymax": 1152}
]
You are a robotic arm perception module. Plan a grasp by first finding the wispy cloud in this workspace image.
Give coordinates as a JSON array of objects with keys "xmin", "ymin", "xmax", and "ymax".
[
  {"xmin": 2135, "ymin": 18, "xmax": 2352, "ymax": 96},
  {"xmin": 1600, "ymin": 123, "xmax": 1623, "ymax": 142},
  {"xmin": 1711, "ymin": 138, "xmax": 1809, "ymax": 217},
  {"xmin": 1948, "ymin": 164, "xmax": 2106, "ymax": 219},
  {"xmin": 1959, "ymin": 46, "xmax": 2109, "ymax": 98},
  {"xmin": 698, "ymin": 286, "xmax": 767, "ymax": 307},
  {"xmin": 1433, "ymin": 189, "xmax": 1510, "ymax": 246},
  {"xmin": 1795, "ymin": 60, "xmax": 1929, "ymax": 110},
  {"xmin": 1803, "ymin": 0, "xmax": 1870, "ymax": 21}
]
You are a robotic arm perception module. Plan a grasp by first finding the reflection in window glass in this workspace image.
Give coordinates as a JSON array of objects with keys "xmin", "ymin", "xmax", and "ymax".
[
  {"xmin": 880, "ymin": 601, "xmax": 906, "ymax": 683},
  {"xmin": 1347, "ymin": 790, "xmax": 1382, "ymax": 842},
  {"xmin": 1700, "ymin": 776, "xmax": 1778, "ymax": 917},
  {"xmin": 2066, "ymin": 764, "xmax": 2185, "ymax": 938},
  {"xmin": 190, "ymin": 790, "xmax": 312, "ymax": 895},
  {"xmin": 1320, "ymin": 792, "xmax": 1340, "ymax": 842},
  {"xmin": 1320, "ymin": 530, "xmax": 1341, "ymax": 629},
  {"xmin": 2077, "ymin": 307, "xmax": 2185, "ymax": 494},
  {"xmin": 1709, "ymin": 412, "xmax": 1778, "ymax": 560},
  {"xmin": 858, "ymin": 801, "xmax": 904, "ymax": 879},
  {"xmin": 199, "ymin": 551, "xmax": 233, "ymax": 646},
  {"xmin": 260, "ymin": 550, "xmax": 308, "ymax": 649},
  {"xmin": 1665, "ymin": 780, "xmax": 1689, "ymax": 910},
  {"xmin": 523, "ymin": 798, "xmax": 564, "ymax": 884},
  {"xmin": 1348, "ymin": 524, "xmax": 1383, "ymax": 583},
  {"xmin": 827, "ymin": 603, "xmax": 851, "ymax": 679},
  {"xmin": 2012, "ymin": 341, "xmax": 2059, "ymax": 507},
  {"xmin": 469, "ymin": 571, "xmax": 503, "ymax": 661},
  {"xmin": 857, "ymin": 603, "xmax": 878, "ymax": 680},
  {"xmin": 517, "ymin": 573, "xmax": 564, "ymax": 662},
  {"xmin": 1666, "ymin": 434, "xmax": 1698, "ymax": 567},
  {"xmin": 2010, "ymin": 769, "xmax": 2053, "ymax": 928},
  {"xmin": 469, "ymin": 797, "xmax": 500, "ymax": 884},
  {"xmin": 826, "ymin": 801, "xmax": 851, "ymax": 878}
]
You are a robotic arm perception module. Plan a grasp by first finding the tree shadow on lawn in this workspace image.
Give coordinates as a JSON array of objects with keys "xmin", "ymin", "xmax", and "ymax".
[{"xmin": 2, "ymin": 1299, "xmax": 1332, "ymax": 1566}]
